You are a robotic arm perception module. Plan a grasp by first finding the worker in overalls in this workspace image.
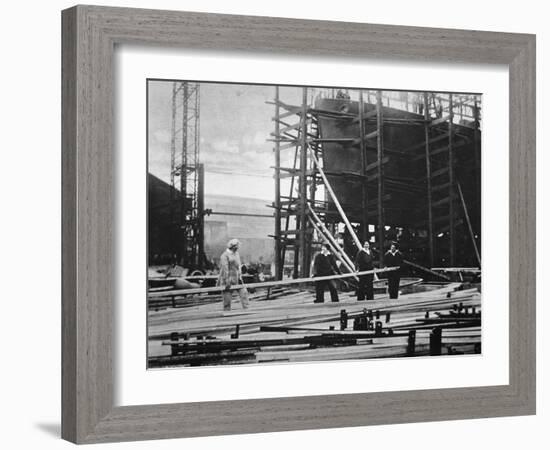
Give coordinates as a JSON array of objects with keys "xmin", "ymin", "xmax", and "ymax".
[{"xmin": 218, "ymin": 239, "xmax": 249, "ymax": 311}]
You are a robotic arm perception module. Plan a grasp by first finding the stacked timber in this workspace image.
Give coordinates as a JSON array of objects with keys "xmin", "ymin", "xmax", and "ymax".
[{"xmin": 148, "ymin": 281, "xmax": 481, "ymax": 368}]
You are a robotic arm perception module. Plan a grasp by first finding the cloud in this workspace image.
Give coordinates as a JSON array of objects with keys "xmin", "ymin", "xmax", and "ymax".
[
  {"xmin": 148, "ymin": 82, "xmax": 301, "ymax": 199},
  {"xmin": 253, "ymin": 131, "xmax": 267, "ymax": 147},
  {"xmin": 152, "ymin": 130, "xmax": 171, "ymax": 144},
  {"xmin": 211, "ymin": 139, "xmax": 240, "ymax": 154}
]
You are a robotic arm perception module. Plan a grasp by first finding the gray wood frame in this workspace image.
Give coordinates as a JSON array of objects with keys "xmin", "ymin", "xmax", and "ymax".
[{"xmin": 62, "ymin": 5, "xmax": 536, "ymax": 444}]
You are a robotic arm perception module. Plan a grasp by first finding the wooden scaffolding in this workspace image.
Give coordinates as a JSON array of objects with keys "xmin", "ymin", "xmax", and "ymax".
[{"xmin": 271, "ymin": 88, "xmax": 481, "ymax": 280}]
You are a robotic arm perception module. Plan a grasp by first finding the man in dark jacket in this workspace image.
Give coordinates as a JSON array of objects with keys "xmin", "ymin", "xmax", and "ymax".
[
  {"xmin": 312, "ymin": 244, "xmax": 340, "ymax": 303},
  {"xmin": 355, "ymin": 241, "xmax": 374, "ymax": 300},
  {"xmin": 384, "ymin": 241, "xmax": 404, "ymax": 299}
]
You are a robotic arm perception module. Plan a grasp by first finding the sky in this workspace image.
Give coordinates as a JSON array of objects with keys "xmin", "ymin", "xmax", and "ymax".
[
  {"xmin": 147, "ymin": 81, "xmax": 481, "ymax": 203},
  {"xmin": 148, "ymin": 80, "xmax": 303, "ymax": 201}
]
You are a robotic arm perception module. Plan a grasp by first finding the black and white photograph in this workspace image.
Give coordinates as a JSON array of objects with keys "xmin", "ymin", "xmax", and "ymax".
[{"xmin": 147, "ymin": 80, "xmax": 482, "ymax": 368}]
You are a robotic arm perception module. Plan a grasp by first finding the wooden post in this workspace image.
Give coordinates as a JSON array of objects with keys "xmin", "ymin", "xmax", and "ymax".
[
  {"xmin": 307, "ymin": 149, "xmax": 362, "ymax": 250},
  {"xmin": 197, "ymin": 163, "xmax": 205, "ymax": 267},
  {"xmin": 407, "ymin": 329, "xmax": 416, "ymax": 356},
  {"xmin": 376, "ymin": 91, "xmax": 385, "ymax": 265},
  {"xmin": 424, "ymin": 92, "xmax": 434, "ymax": 267},
  {"xmin": 308, "ymin": 217, "xmax": 357, "ymax": 278},
  {"xmin": 299, "ymin": 88, "xmax": 309, "ymax": 278},
  {"xmin": 181, "ymin": 82, "xmax": 189, "ymax": 265},
  {"xmin": 340, "ymin": 310, "xmax": 348, "ymax": 331},
  {"xmin": 274, "ymin": 86, "xmax": 282, "ymax": 280},
  {"xmin": 457, "ymin": 182, "xmax": 481, "ymax": 266},
  {"xmin": 231, "ymin": 324, "xmax": 240, "ymax": 339},
  {"xmin": 169, "ymin": 83, "xmax": 177, "ymax": 259},
  {"xmin": 429, "ymin": 327, "xmax": 442, "ymax": 356},
  {"xmin": 307, "ymin": 204, "xmax": 356, "ymax": 271},
  {"xmin": 448, "ymin": 93, "xmax": 455, "ymax": 266},
  {"xmin": 359, "ymin": 90, "xmax": 369, "ymax": 242},
  {"xmin": 473, "ymin": 97, "xmax": 481, "ymax": 250},
  {"xmin": 287, "ymin": 137, "xmax": 300, "ymax": 279},
  {"xmin": 292, "ymin": 105, "xmax": 303, "ymax": 279},
  {"xmin": 307, "ymin": 121, "xmax": 318, "ymax": 278}
]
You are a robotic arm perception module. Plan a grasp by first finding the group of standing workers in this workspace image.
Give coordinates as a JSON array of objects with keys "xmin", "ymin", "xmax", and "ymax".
[
  {"xmin": 311, "ymin": 240, "xmax": 404, "ymax": 303},
  {"xmin": 216, "ymin": 238, "xmax": 404, "ymax": 311}
]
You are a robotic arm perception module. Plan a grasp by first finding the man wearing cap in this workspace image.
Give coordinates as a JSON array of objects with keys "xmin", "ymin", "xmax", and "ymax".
[
  {"xmin": 355, "ymin": 240, "xmax": 374, "ymax": 300},
  {"xmin": 218, "ymin": 239, "xmax": 249, "ymax": 311},
  {"xmin": 311, "ymin": 244, "xmax": 340, "ymax": 303},
  {"xmin": 384, "ymin": 241, "xmax": 404, "ymax": 299}
]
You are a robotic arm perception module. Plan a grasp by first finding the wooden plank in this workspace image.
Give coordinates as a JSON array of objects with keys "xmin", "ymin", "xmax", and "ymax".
[
  {"xmin": 359, "ymin": 90, "xmax": 369, "ymax": 242},
  {"xmin": 431, "ymin": 166, "xmax": 449, "ymax": 178},
  {"xmin": 448, "ymin": 93, "xmax": 456, "ymax": 266},
  {"xmin": 274, "ymin": 87, "xmax": 283, "ymax": 280},
  {"xmin": 310, "ymin": 138, "xmax": 356, "ymax": 143},
  {"xmin": 365, "ymin": 155, "xmax": 390, "ymax": 172},
  {"xmin": 148, "ymin": 267, "xmax": 399, "ymax": 298},
  {"xmin": 279, "ymin": 229, "xmax": 299, "ymax": 235},
  {"xmin": 430, "ymin": 114, "xmax": 451, "ymax": 127},
  {"xmin": 280, "ymin": 120, "xmax": 308, "ymax": 134},
  {"xmin": 260, "ymin": 325, "xmax": 409, "ymax": 338},
  {"xmin": 364, "ymin": 130, "xmax": 379, "ymax": 140},
  {"xmin": 432, "ymin": 195, "xmax": 457, "ymax": 209},
  {"xmin": 272, "ymin": 109, "xmax": 300, "ymax": 121},
  {"xmin": 307, "ymin": 204, "xmax": 356, "ymax": 271},
  {"xmin": 298, "ymin": 88, "xmax": 309, "ymax": 277},
  {"xmin": 280, "ymin": 141, "xmax": 298, "ymax": 150},
  {"xmin": 149, "ymin": 287, "xmax": 478, "ymax": 332},
  {"xmin": 376, "ymin": 91, "xmax": 385, "ymax": 264},
  {"xmin": 352, "ymin": 109, "xmax": 378, "ymax": 123},
  {"xmin": 438, "ymin": 219, "xmax": 464, "ymax": 233},
  {"xmin": 279, "ymin": 171, "xmax": 312, "ymax": 180},
  {"xmin": 431, "ymin": 182, "xmax": 451, "ymax": 192},
  {"xmin": 266, "ymin": 99, "xmax": 302, "ymax": 113},
  {"xmin": 402, "ymin": 260, "xmax": 451, "ymax": 280},
  {"xmin": 412, "ymin": 139, "xmax": 469, "ymax": 161},
  {"xmin": 432, "ymin": 267, "xmax": 481, "ymax": 272},
  {"xmin": 149, "ymin": 297, "xmax": 482, "ymax": 342},
  {"xmin": 424, "ymin": 92, "xmax": 434, "ymax": 267},
  {"xmin": 402, "ymin": 132, "xmax": 451, "ymax": 154},
  {"xmin": 457, "ymin": 182, "xmax": 481, "ymax": 266},
  {"xmin": 308, "ymin": 148, "xmax": 363, "ymax": 250},
  {"xmin": 308, "ymin": 217, "xmax": 357, "ymax": 278}
]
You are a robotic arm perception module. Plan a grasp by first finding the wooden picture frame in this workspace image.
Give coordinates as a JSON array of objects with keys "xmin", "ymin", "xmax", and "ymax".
[{"xmin": 61, "ymin": 5, "xmax": 536, "ymax": 444}]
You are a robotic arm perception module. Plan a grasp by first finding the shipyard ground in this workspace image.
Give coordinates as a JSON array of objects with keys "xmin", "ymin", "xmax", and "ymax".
[{"xmin": 148, "ymin": 282, "xmax": 481, "ymax": 368}]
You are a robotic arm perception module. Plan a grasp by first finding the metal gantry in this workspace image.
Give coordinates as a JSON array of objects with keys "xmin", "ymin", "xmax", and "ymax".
[{"xmin": 169, "ymin": 81, "xmax": 204, "ymax": 268}]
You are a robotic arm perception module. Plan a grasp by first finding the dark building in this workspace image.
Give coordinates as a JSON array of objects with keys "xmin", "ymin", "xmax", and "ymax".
[{"xmin": 148, "ymin": 173, "xmax": 274, "ymax": 268}]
